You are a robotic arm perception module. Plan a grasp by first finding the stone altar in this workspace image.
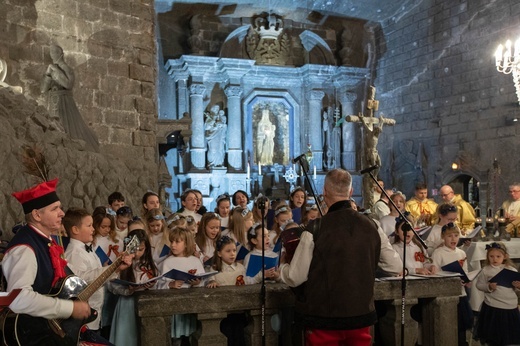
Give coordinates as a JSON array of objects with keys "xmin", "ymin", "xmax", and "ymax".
[{"xmin": 164, "ymin": 55, "xmax": 369, "ymax": 206}]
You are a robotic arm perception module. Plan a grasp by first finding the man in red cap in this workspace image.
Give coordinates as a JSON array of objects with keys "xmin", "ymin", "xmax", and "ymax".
[{"xmin": 2, "ymin": 179, "xmax": 91, "ymax": 344}]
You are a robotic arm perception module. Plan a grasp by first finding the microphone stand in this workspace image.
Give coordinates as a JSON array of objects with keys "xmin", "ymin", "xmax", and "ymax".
[
  {"xmin": 361, "ymin": 166, "xmax": 427, "ymax": 346},
  {"xmin": 257, "ymin": 197, "xmax": 267, "ymax": 346},
  {"xmin": 294, "ymin": 155, "xmax": 324, "ymax": 217}
]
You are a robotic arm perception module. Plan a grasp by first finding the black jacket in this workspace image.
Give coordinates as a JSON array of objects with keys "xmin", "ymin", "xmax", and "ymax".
[{"xmin": 295, "ymin": 200, "xmax": 381, "ymax": 330}]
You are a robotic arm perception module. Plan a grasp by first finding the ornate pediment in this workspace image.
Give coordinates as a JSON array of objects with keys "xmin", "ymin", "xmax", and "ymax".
[{"xmin": 246, "ymin": 14, "xmax": 290, "ymax": 66}]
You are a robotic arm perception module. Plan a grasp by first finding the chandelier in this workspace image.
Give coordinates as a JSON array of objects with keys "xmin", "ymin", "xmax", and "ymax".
[{"xmin": 495, "ymin": 39, "xmax": 520, "ymax": 104}]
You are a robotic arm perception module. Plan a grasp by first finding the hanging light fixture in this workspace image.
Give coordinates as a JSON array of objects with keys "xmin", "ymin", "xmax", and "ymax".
[{"xmin": 495, "ymin": 39, "xmax": 520, "ymax": 104}]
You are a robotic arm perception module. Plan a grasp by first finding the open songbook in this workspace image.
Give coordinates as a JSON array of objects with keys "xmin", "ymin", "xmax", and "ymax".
[
  {"xmin": 460, "ymin": 226, "xmax": 483, "ymax": 240},
  {"xmin": 489, "ymin": 268, "xmax": 520, "ymax": 288},
  {"xmin": 111, "ymin": 268, "xmax": 218, "ymax": 287},
  {"xmin": 417, "ymin": 226, "xmax": 433, "ymax": 240},
  {"xmin": 411, "ymin": 271, "xmax": 463, "ymax": 279},
  {"xmin": 110, "ymin": 276, "xmax": 161, "ymax": 287},
  {"xmin": 440, "ymin": 260, "xmax": 481, "ymax": 283},
  {"xmin": 245, "ymin": 252, "xmax": 278, "ymax": 277}
]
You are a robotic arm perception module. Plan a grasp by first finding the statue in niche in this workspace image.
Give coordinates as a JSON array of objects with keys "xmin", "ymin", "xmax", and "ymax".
[
  {"xmin": 204, "ymin": 105, "xmax": 227, "ymax": 167},
  {"xmin": 256, "ymin": 108, "xmax": 276, "ymax": 165},
  {"xmin": 332, "ymin": 107, "xmax": 342, "ymax": 169},
  {"xmin": 339, "ymin": 25, "xmax": 354, "ymax": 66},
  {"xmin": 363, "ymin": 24, "xmax": 377, "ymax": 70},
  {"xmin": 0, "ymin": 58, "xmax": 23, "ymax": 94},
  {"xmin": 41, "ymin": 45, "xmax": 99, "ymax": 152},
  {"xmin": 322, "ymin": 109, "xmax": 333, "ymax": 169},
  {"xmin": 187, "ymin": 14, "xmax": 203, "ymax": 55}
]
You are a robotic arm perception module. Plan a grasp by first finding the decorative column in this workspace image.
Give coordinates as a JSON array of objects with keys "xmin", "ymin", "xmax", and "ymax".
[
  {"xmin": 189, "ymin": 83, "xmax": 206, "ymax": 170},
  {"xmin": 307, "ymin": 90, "xmax": 325, "ymax": 170},
  {"xmin": 225, "ymin": 86, "xmax": 243, "ymax": 170},
  {"xmin": 341, "ymin": 92, "xmax": 358, "ymax": 170},
  {"xmin": 176, "ymin": 76, "xmax": 189, "ymax": 118}
]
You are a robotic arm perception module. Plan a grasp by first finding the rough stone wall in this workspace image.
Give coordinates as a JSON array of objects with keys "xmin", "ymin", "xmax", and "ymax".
[
  {"xmin": 0, "ymin": 0, "xmax": 159, "ymax": 236},
  {"xmin": 376, "ymin": 0, "xmax": 519, "ymax": 208}
]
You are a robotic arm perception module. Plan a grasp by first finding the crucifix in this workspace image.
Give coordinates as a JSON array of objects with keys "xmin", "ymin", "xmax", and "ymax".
[{"xmin": 346, "ymin": 86, "xmax": 396, "ymax": 210}]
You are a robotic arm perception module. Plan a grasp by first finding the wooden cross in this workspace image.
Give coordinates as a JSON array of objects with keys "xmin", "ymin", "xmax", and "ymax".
[{"xmin": 345, "ymin": 86, "xmax": 396, "ymax": 209}]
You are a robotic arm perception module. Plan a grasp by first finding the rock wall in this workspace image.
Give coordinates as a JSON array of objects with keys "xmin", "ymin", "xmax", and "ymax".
[
  {"xmin": 376, "ymin": 0, "xmax": 519, "ymax": 209},
  {"xmin": 0, "ymin": 88, "xmax": 157, "ymax": 237},
  {"xmin": 0, "ymin": 0, "xmax": 159, "ymax": 237}
]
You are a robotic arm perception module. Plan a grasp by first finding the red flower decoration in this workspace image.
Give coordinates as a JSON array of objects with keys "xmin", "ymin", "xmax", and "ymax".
[
  {"xmin": 188, "ymin": 269, "xmax": 197, "ymax": 275},
  {"xmin": 235, "ymin": 275, "xmax": 245, "ymax": 286},
  {"xmin": 458, "ymin": 258, "xmax": 466, "ymax": 267},
  {"xmin": 49, "ymin": 241, "xmax": 67, "ymax": 287},
  {"xmin": 414, "ymin": 251, "xmax": 425, "ymax": 263},
  {"xmin": 107, "ymin": 245, "xmax": 120, "ymax": 257},
  {"xmin": 140, "ymin": 266, "xmax": 155, "ymax": 280}
]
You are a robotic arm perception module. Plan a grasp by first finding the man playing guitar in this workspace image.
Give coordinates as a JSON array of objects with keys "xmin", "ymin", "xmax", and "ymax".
[{"xmin": 2, "ymin": 179, "xmax": 132, "ymax": 345}]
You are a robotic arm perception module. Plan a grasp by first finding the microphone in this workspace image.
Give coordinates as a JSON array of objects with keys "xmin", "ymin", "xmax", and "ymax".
[
  {"xmin": 292, "ymin": 153, "xmax": 306, "ymax": 164},
  {"xmin": 359, "ymin": 165, "xmax": 379, "ymax": 174}
]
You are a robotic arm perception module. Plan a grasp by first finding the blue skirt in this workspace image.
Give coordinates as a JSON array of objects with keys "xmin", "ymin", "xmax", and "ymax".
[
  {"xmin": 474, "ymin": 302, "xmax": 520, "ymax": 345},
  {"xmin": 109, "ymin": 296, "xmax": 138, "ymax": 346}
]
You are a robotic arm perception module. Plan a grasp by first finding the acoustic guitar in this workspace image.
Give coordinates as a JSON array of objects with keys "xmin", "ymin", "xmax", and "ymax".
[{"xmin": 1, "ymin": 235, "xmax": 139, "ymax": 346}]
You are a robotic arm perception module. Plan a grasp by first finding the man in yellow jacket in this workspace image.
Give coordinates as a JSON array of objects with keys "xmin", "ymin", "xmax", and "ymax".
[
  {"xmin": 439, "ymin": 185, "xmax": 476, "ymax": 234},
  {"xmin": 405, "ymin": 183, "xmax": 437, "ymax": 226}
]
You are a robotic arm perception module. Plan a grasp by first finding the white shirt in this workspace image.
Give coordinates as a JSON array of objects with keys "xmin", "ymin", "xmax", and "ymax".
[
  {"xmin": 94, "ymin": 235, "xmax": 124, "ymax": 265},
  {"xmin": 392, "ymin": 241, "xmax": 429, "ymax": 274},
  {"xmin": 379, "ymin": 214, "xmax": 397, "ymax": 238},
  {"xmin": 432, "ymin": 245, "xmax": 468, "ymax": 296},
  {"xmin": 65, "ymin": 238, "xmax": 116, "ymax": 330},
  {"xmin": 179, "ymin": 209, "xmax": 202, "ymax": 223},
  {"xmin": 372, "ymin": 200, "xmax": 390, "ymax": 220},
  {"xmin": 267, "ymin": 230, "xmax": 279, "ymax": 251},
  {"xmin": 107, "ymin": 263, "xmax": 157, "ymax": 296},
  {"xmin": 475, "ymin": 264, "xmax": 519, "ymax": 309},
  {"xmin": 213, "ymin": 262, "xmax": 246, "ymax": 286},
  {"xmin": 506, "ymin": 200, "xmax": 520, "ymax": 216},
  {"xmin": 2, "ymin": 227, "xmax": 74, "ymax": 319},
  {"xmin": 219, "ymin": 216, "xmax": 229, "ymax": 229},
  {"xmin": 243, "ymin": 248, "xmax": 279, "ymax": 284},
  {"xmin": 158, "ymin": 255, "xmax": 205, "ymax": 289},
  {"xmin": 425, "ymin": 224, "xmax": 443, "ymax": 256},
  {"xmin": 115, "ymin": 227, "xmax": 128, "ymax": 240},
  {"xmin": 200, "ymin": 236, "xmax": 215, "ymax": 261},
  {"xmin": 149, "ymin": 232, "xmax": 169, "ymax": 265},
  {"xmin": 373, "ymin": 221, "xmax": 403, "ymax": 275},
  {"xmin": 280, "ymin": 224, "xmax": 403, "ymax": 287}
]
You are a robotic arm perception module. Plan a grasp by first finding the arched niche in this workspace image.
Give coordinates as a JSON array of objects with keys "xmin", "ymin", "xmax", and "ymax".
[
  {"xmin": 442, "ymin": 164, "xmax": 484, "ymax": 207},
  {"xmin": 242, "ymin": 90, "xmax": 300, "ymax": 167}
]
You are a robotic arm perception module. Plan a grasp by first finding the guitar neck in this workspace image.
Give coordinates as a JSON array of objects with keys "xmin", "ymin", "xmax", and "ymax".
[{"xmin": 77, "ymin": 255, "xmax": 123, "ymax": 301}]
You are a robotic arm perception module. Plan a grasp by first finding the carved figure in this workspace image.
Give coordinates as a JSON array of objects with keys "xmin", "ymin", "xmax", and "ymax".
[
  {"xmin": 0, "ymin": 58, "xmax": 23, "ymax": 94},
  {"xmin": 323, "ymin": 109, "xmax": 334, "ymax": 169},
  {"xmin": 339, "ymin": 26, "xmax": 354, "ymax": 66},
  {"xmin": 41, "ymin": 45, "xmax": 99, "ymax": 152},
  {"xmin": 246, "ymin": 14, "xmax": 290, "ymax": 66},
  {"xmin": 187, "ymin": 15, "xmax": 203, "ymax": 55},
  {"xmin": 360, "ymin": 114, "xmax": 384, "ymax": 169},
  {"xmin": 345, "ymin": 86, "xmax": 396, "ymax": 209},
  {"xmin": 256, "ymin": 108, "xmax": 276, "ymax": 165},
  {"xmin": 204, "ymin": 105, "xmax": 227, "ymax": 167}
]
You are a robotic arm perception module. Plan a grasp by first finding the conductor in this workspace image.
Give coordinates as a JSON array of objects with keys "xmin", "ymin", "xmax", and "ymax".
[{"xmin": 280, "ymin": 169, "xmax": 381, "ymax": 345}]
